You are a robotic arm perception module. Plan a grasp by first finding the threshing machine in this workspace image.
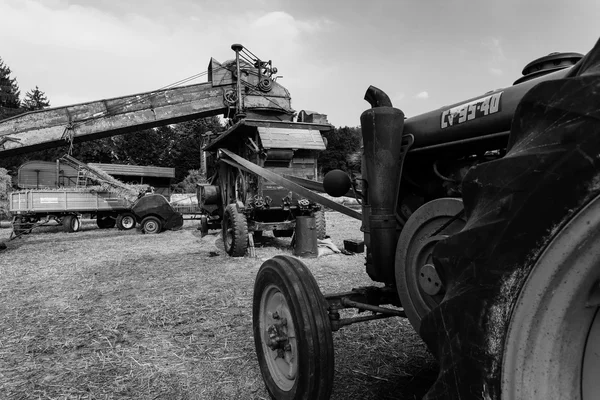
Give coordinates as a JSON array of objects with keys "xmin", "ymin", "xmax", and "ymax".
[{"xmin": 0, "ymin": 45, "xmax": 337, "ymax": 251}]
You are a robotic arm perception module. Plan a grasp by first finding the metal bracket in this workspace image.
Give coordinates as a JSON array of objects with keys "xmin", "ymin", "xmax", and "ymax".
[
  {"xmin": 219, "ymin": 148, "xmax": 362, "ymax": 220},
  {"xmin": 325, "ymin": 286, "xmax": 405, "ymax": 331}
]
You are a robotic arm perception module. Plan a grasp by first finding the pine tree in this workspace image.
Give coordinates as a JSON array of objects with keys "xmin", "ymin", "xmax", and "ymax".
[
  {"xmin": 0, "ymin": 57, "xmax": 21, "ymax": 119},
  {"xmin": 23, "ymin": 86, "xmax": 50, "ymax": 111}
]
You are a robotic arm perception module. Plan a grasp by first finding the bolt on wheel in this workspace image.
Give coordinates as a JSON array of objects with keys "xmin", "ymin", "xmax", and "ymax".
[{"xmin": 259, "ymin": 285, "xmax": 298, "ymax": 391}]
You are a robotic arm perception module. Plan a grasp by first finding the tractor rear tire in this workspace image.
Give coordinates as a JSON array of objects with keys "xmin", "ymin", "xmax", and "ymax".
[
  {"xmin": 253, "ymin": 255, "xmax": 334, "ymax": 400},
  {"xmin": 63, "ymin": 215, "xmax": 80, "ymax": 233},
  {"xmin": 116, "ymin": 213, "xmax": 136, "ymax": 230},
  {"xmin": 420, "ymin": 49, "xmax": 600, "ymax": 399},
  {"xmin": 501, "ymin": 196, "xmax": 600, "ymax": 400},
  {"xmin": 222, "ymin": 204, "xmax": 248, "ymax": 257}
]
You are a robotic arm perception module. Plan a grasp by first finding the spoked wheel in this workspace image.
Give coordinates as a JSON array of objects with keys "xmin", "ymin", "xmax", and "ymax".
[
  {"xmin": 234, "ymin": 172, "xmax": 248, "ymax": 204},
  {"xmin": 222, "ymin": 204, "xmax": 248, "ymax": 256},
  {"xmin": 253, "ymin": 255, "xmax": 334, "ymax": 400},
  {"xmin": 395, "ymin": 197, "xmax": 465, "ymax": 331},
  {"xmin": 141, "ymin": 216, "xmax": 162, "ymax": 234},
  {"xmin": 116, "ymin": 213, "xmax": 136, "ymax": 230},
  {"xmin": 501, "ymin": 195, "xmax": 600, "ymax": 400},
  {"xmin": 62, "ymin": 215, "xmax": 81, "ymax": 233}
]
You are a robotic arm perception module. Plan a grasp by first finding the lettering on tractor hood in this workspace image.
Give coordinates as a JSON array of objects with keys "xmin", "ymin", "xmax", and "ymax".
[{"xmin": 441, "ymin": 91, "xmax": 503, "ymax": 129}]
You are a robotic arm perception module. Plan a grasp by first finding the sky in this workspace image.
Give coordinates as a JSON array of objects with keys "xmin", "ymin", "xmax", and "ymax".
[{"xmin": 1, "ymin": 0, "xmax": 598, "ymax": 127}]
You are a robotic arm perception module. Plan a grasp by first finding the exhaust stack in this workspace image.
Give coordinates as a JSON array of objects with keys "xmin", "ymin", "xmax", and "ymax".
[{"xmin": 361, "ymin": 86, "xmax": 405, "ymax": 284}]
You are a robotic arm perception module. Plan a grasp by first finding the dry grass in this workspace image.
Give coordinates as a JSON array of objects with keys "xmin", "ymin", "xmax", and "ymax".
[{"xmin": 0, "ymin": 213, "xmax": 436, "ymax": 400}]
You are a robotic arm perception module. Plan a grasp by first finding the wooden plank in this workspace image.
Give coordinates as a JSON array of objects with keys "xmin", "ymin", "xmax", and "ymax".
[
  {"xmin": 0, "ymin": 71, "xmax": 294, "ymax": 156},
  {"xmin": 258, "ymin": 127, "xmax": 326, "ymax": 150},
  {"xmin": 89, "ymin": 163, "xmax": 175, "ymax": 178}
]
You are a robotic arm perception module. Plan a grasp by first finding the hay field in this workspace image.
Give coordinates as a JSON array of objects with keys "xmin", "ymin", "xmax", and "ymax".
[{"xmin": 0, "ymin": 212, "xmax": 436, "ymax": 399}]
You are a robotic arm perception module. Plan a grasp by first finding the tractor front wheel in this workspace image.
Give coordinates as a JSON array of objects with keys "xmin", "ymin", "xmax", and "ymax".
[{"xmin": 253, "ymin": 255, "xmax": 334, "ymax": 400}]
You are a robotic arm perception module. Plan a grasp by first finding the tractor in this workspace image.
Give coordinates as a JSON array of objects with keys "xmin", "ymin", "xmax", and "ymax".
[{"xmin": 252, "ymin": 40, "xmax": 600, "ymax": 400}]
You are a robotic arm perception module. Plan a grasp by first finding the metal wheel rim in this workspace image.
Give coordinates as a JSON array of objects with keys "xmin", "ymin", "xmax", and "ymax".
[
  {"xmin": 501, "ymin": 195, "xmax": 600, "ymax": 400},
  {"xmin": 72, "ymin": 217, "xmax": 80, "ymax": 231},
  {"xmin": 396, "ymin": 198, "xmax": 465, "ymax": 330},
  {"xmin": 145, "ymin": 220, "xmax": 158, "ymax": 233},
  {"xmin": 259, "ymin": 284, "xmax": 298, "ymax": 392},
  {"xmin": 121, "ymin": 216, "xmax": 134, "ymax": 229}
]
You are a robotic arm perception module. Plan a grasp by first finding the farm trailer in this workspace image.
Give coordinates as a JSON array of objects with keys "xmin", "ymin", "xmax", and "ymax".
[
  {"xmin": 251, "ymin": 42, "xmax": 600, "ymax": 399},
  {"xmin": 9, "ymin": 189, "xmax": 134, "ymax": 235},
  {"xmin": 8, "ymin": 189, "xmax": 183, "ymax": 236}
]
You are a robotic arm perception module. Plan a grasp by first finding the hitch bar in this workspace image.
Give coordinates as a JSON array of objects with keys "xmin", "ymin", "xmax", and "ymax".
[{"xmin": 325, "ymin": 286, "xmax": 406, "ymax": 331}]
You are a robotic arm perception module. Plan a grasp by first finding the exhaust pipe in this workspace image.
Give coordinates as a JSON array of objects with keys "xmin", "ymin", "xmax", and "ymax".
[{"xmin": 361, "ymin": 86, "xmax": 405, "ymax": 284}]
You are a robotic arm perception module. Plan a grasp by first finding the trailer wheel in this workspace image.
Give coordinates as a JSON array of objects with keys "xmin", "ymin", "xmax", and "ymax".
[
  {"xmin": 420, "ymin": 54, "xmax": 600, "ymax": 398},
  {"xmin": 97, "ymin": 216, "xmax": 116, "ymax": 229},
  {"xmin": 253, "ymin": 255, "xmax": 334, "ymax": 400},
  {"xmin": 222, "ymin": 204, "xmax": 248, "ymax": 256},
  {"xmin": 62, "ymin": 215, "xmax": 80, "ymax": 233},
  {"xmin": 116, "ymin": 213, "xmax": 136, "ymax": 230},
  {"xmin": 313, "ymin": 210, "xmax": 326, "ymax": 240},
  {"xmin": 141, "ymin": 216, "xmax": 162, "ymax": 234}
]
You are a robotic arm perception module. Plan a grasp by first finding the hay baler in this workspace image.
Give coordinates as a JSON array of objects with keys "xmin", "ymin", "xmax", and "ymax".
[{"xmin": 252, "ymin": 41, "xmax": 600, "ymax": 399}]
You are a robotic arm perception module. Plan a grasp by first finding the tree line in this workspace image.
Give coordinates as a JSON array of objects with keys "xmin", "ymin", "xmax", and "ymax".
[{"xmin": 0, "ymin": 56, "xmax": 361, "ymax": 188}]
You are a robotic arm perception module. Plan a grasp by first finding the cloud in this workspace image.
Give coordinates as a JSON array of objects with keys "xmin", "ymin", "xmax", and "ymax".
[
  {"xmin": 483, "ymin": 37, "xmax": 506, "ymax": 62},
  {"xmin": 391, "ymin": 92, "xmax": 405, "ymax": 106},
  {"xmin": 489, "ymin": 67, "xmax": 504, "ymax": 76},
  {"xmin": 415, "ymin": 91, "xmax": 429, "ymax": 99},
  {"xmin": 0, "ymin": 0, "xmax": 335, "ymax": 116}
]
